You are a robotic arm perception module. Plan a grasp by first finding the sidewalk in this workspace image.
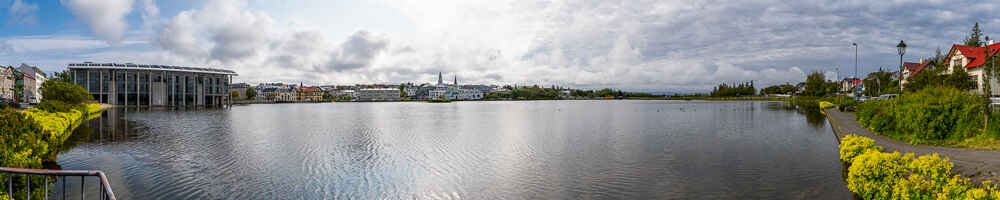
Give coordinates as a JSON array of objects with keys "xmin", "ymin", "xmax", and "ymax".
[{"xmin": 826, "ymin": 108, "xmax": 1000, "ymax": 184}]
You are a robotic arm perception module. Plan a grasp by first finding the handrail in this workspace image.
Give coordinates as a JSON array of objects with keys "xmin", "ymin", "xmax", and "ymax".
[{"xmin": 1, "ymin": 167, "xmax": 116, "ymax": 200}]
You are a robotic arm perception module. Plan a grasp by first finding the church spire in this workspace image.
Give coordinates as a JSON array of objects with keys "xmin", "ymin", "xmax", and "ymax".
[
  {"xmin": 454, "ymin": 75, "xmax": 458, "ymax": 86},
  {"xmin": 438, "ymin": 72, "xmax": 443, "ymax": 85}
]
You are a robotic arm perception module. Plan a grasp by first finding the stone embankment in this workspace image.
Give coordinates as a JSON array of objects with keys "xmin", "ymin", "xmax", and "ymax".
[{"xmin": 825, "ymin": 108, "xmax": 1000, "ymax": 184}]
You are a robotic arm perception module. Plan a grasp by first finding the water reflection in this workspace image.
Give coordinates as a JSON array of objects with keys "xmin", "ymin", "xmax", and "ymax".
[{"xmin": 54, "ymin": 101, "xmax": 851, "ymax": 199}]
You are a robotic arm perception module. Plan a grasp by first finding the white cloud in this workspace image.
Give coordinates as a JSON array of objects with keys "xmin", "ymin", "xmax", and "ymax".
[
  {"xmin": 139, "ymin": 0, "xmax": 160, "ymax": 31},
  {"xmin": 60, "ymin": 0, "xmax": 134, "ymax": 44},
  {"xmin": 0, "ymin": 36, "xmax": 146, "ymax": 53},
  {"xmin": 8, "ymin": 0, "xmax": 39, "ymax": 25},
  {"xmin": 25, "ymin": 0, "xmax": 1000, "ymax": 91}
]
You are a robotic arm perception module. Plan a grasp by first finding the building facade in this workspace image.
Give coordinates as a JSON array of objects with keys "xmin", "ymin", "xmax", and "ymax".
[
  {"xmin": 0, "ymin": 67, "xmax": 16, "ymax": 101},
  {"xmin": 296, "ymin": 86, "xmax": 324, "ymax": 101},
  {"xmin": 357, "ymin": 88, "xmax": 400, "ymax": 101},
  {"xmin": 944, "ymin": 43, "xmax": 1000, "ymax": 96},
  {"xmin": 68, "ymin": 62, "xmax": 237, "ymax": 106}
]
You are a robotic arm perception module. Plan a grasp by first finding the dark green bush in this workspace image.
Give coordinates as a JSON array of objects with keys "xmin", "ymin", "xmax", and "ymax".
[
  {"xmin": 36, "ymin": 100, "xmax": 72, "ymax": 113},
  {"xmin": 40, "ymin": 80, "xmax": 92, "ymax": 104},
  {"xmin": 856, "ymin": 86, "xmax": 986, "ymax": 144}
]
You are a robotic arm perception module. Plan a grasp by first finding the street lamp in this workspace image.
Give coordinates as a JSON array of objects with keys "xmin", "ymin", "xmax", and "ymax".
[
  {"xmin": 853, "ymin": 43, "xmax": 859, "ymax": 98},
  {"xmin": 897, "ymin": 40, "xmax": 906, "ymax": 96}
]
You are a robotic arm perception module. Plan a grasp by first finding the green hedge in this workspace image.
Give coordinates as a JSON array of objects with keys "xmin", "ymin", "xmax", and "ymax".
[
  {"xmin": 840, "ymin": 134, "xmax": 1000, "ymax": 199},
  {"xmin": 857, "ymin": 86, "xmax": 988, "ymax": 144}
]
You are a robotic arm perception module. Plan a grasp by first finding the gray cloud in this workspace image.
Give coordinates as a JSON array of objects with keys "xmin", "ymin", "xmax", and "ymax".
[
  {"xmin": 323, "ymin": 30, "xmax": 389, "ymax": 72},
  {"xmin": 87, "ymin": 0, "xmax": 1000, "ymax": 91}
]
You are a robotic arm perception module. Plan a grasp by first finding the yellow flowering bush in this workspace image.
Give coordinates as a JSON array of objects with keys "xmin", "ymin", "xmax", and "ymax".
[
  {"xmin": 1, "ymin": 103, "xmax": 102, "ymax": 199},
  {"xmin": 819, "ymin": 101, "xmax": 834, "ymax": 109},
  {"xmin": 840, "ymin": 134, "xmax": 882, "ymax": 162},
  {"xmin": 840, "ymin": 135, "xmax": 1000, "ymax": 199}
]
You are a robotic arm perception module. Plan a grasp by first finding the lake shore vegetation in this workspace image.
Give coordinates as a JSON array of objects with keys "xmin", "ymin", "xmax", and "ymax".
[{"xmin": 839, "ymin": 134, "xmax": 1000, "ymax": 199}]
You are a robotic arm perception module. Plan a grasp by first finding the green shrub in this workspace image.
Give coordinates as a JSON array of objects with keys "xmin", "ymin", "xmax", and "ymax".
[
  {"xmin": 856, "ymin": 86, "xmax": 988, "ymax": 144},
  {"xmin": 0, "ymin": 109, "xmax": 46, "ymax": 169},
  {"xmin": 40, "ymin": 80, "xmax": 92, "ymax": 104},
  {"xmin": 896, "ymin": 86, "xmax": 984, "ymax": 142},
  {"xmin": 847, "ymin": 151, "xmax": 910, "ymax": 199},
  {"xmin": 840, "ymin": 134, "xmax": 881, "ymax": 162},
  {"xmin": 840, "ymin": 135, "xmax": 1000, "ymax": 199},
  {"xmin": 36, "ymin": 100, "xmax": 72, "ymax": 113}
]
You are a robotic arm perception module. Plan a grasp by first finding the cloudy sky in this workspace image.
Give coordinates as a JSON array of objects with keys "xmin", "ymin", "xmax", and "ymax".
[{"xmin": 1, "ymin": 0, "xmax": 999, "ymax": 92}]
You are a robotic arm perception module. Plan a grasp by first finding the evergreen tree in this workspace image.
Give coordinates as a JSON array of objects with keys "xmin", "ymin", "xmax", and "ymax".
[{"xmin": 965, "ymin": 22, "xmax": 984, "ymax": 47}]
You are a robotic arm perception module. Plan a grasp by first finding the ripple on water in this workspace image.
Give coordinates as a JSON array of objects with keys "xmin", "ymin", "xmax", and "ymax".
[{"xmin": 54, "ymin": 102, "xmax": 852, "ymax": 199}]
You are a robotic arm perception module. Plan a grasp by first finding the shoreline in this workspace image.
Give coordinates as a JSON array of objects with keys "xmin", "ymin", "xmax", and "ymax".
[{"xmin": 825, "ymin": 108, "xmax": 1000, "ymax": 184}]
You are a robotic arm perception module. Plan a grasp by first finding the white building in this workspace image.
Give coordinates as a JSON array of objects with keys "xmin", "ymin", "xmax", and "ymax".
[
  {"xmin": 403, "ymin": 87, "xmax": 418, "ymax": 97},
  {"xmin": 357, "ymin": 88, "xmax": 400, "ymax": 101},
  {"xmin": 329, "ymin": 89, "xmax": 357, "ymax": 98},
  {"xmin": 944, "ymin": 42, "xmax": 1000, "ymax": 95},
  {"xmin": 17, "ymin": 64, "xmax": 46, "ymax": 103},
  {"xmin": 426, "ymin": 72, "xmax": 483, "ymax": 100},
  {"xmin": 0, "ymin": 67, "xmax": 16, "ymax": 101}
]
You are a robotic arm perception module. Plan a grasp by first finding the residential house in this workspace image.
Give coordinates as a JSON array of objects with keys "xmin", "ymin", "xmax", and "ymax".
[
  {"xmin": 840, "ymin": 78, "xmax": 862, "ymax": 94},
  {"xmin": 944, "ymin": 42, "xmax": 1000, "ymax": 95},
  {"xmin": 899, "ymin": 60, "xmax": 935, "ymax": 86},
  {"xmin": 296, "ymin": 86, "xmax": 324, "ymax": 101},
  {"xmin": 0, "ymin": 67, "xmax": 16, "ymax": 101}
]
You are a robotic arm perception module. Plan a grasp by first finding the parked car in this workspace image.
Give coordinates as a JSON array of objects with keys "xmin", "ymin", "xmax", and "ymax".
[{"xmin": 878, "ymin": 94, "xmax": 898, "ymax": 100}]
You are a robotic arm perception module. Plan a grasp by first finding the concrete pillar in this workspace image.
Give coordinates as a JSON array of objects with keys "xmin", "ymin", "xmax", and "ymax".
[
  {"xmin": 148, "ymin": 72, "xmax": 152, "ymax": 106},
  {"xmin": 124, "ymin": 70, "xmax": 128, "ymax": 106},
  {"xmin": 85, "ymin": 70, "xmax": 90, "ymax": 93},
  {"xmin": 182, "ymin": 75, "xmax": 186, "ymax": 107},
  {"xmin": 99, "ymin": 71, "xmax": 104, "ymax": 103}
]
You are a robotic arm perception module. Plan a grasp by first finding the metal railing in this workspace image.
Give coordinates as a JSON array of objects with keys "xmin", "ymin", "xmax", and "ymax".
[{"xmin": 1, "ymin": 167, "xmax": 116, "ymax": 200}]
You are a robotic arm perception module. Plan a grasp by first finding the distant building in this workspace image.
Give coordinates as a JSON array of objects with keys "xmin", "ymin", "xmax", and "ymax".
[
  {"xmin": 840, "ymin": 78, "xmax": 862, "ymax": 94},
  {"xmin": 21, "ymin": 74, "xmax": 38, "ymax": 104},
  {"xmin": 403, "ymin": 86, "xmax": 419, "ymax": 97},
  {"xmin": 276, "ymin": 88, "xmax": 297, "ymax": 102},
  {"xmin": 296, "ymin": 86, "xmax": 324, "ymax": 101},
  {"xmin": 329, "ymin": 89, "xmax": 356, "ymax": 99},
  {"xmin": 425, "ymin": 73, "xmax": 483, "ymax": 100},
  {"xmin": 68, "ymin": 62, "xmax": 237, "ymax": 106},
  {"xmin": 357, "ymin": 88, "xmax": 400, "ymax": 101},
  {"xmin": 0, "ymin": 67, "xmax": 17, "ymax": 101},
  {"xmin": 944, "ymin": 42, "xmax": 1000, "ymax": 95}
]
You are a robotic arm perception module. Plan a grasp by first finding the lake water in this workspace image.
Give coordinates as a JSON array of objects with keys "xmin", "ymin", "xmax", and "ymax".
[{"xmin": 53, "ymin": 100, "xmax": 852, "ymax": 199}]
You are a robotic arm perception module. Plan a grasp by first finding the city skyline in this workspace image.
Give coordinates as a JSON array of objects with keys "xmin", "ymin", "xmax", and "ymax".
[{"xmin": 3, "ymin": 0, "xmax": 1000, "ymax": 92}]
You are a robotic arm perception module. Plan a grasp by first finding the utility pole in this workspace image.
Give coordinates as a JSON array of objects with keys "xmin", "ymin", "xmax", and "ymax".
[{"xmin": 853, "ymin": 43, "xmax": 859, "ymax": 98}]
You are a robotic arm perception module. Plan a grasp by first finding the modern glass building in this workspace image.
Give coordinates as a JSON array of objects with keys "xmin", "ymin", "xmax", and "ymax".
[{"xmin": 68, "ymin": 62, "xmax": 237, "ymax": 107}]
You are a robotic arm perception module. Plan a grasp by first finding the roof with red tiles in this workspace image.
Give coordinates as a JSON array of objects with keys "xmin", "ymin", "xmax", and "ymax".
[{"xmin": 946, "ymin": 43, "xmax": 1000, "ymax": 69}]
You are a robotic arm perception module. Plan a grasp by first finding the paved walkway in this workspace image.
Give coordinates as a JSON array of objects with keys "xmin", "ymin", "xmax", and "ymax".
[{"xmin": 826, "ymin": 109, "xmax": 1000, "ymax": 184}]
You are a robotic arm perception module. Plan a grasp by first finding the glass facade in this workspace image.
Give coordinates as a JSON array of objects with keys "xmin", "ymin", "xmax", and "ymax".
[{"xmin": 69, "ymin": 66, "xmax": 232, "ymax": 107}]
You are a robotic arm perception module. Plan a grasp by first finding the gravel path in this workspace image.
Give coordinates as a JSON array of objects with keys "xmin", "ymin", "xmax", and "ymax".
[{"xmin": 825, "ymin": 108, "xmax": 1000, "ymax": 184}]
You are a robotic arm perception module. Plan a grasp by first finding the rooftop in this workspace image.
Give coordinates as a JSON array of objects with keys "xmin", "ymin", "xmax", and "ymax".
[{"xmin": 67, "ymin": 62, "xmax": 237, "ymax": 75}]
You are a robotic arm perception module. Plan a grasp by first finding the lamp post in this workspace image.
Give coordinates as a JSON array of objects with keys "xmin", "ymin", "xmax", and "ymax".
[
  {"xmin": 897, "ymin": 40, "xmax": 907, "ymax": 97},
  {"xmin": 853, "ymin": 43, "xmax": 859, "ymax": 98}
]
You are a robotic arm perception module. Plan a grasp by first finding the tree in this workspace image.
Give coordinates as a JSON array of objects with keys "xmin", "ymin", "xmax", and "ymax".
[
  {"xmin": 965, "ymin": 22, "xmax": 985, "ymax": 47},
  {"xmin": 40, "ymin": 80, "xmax": 91, "ymax": 104},
  {"xmin": 711, "ymin": 81, "xmax": 756, "ymax": 97},
  {"xmin": 803, "ymin": 72, "xmax": 836, "ymax": 97},
  {"xmin": 245, "ymin": 88, "xmax": 257, "ymax": 100},
  {"xmin": 50, "ymin": 70, "xmax": 73, "ymax": 83},
  {"xmin": 944, "ymin": 66, "xmax": 976, "ymax": 91},
  {"xmin": 231, "ymin": 90, "xmax": 240, "ymax": 99},
  {"xmin": 760, "ymin": 83, "xmax": 798, "ymax": 95},
  {"xmin": 903, "ymin": 66, "xmax": 976, "ymax": 92}
]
